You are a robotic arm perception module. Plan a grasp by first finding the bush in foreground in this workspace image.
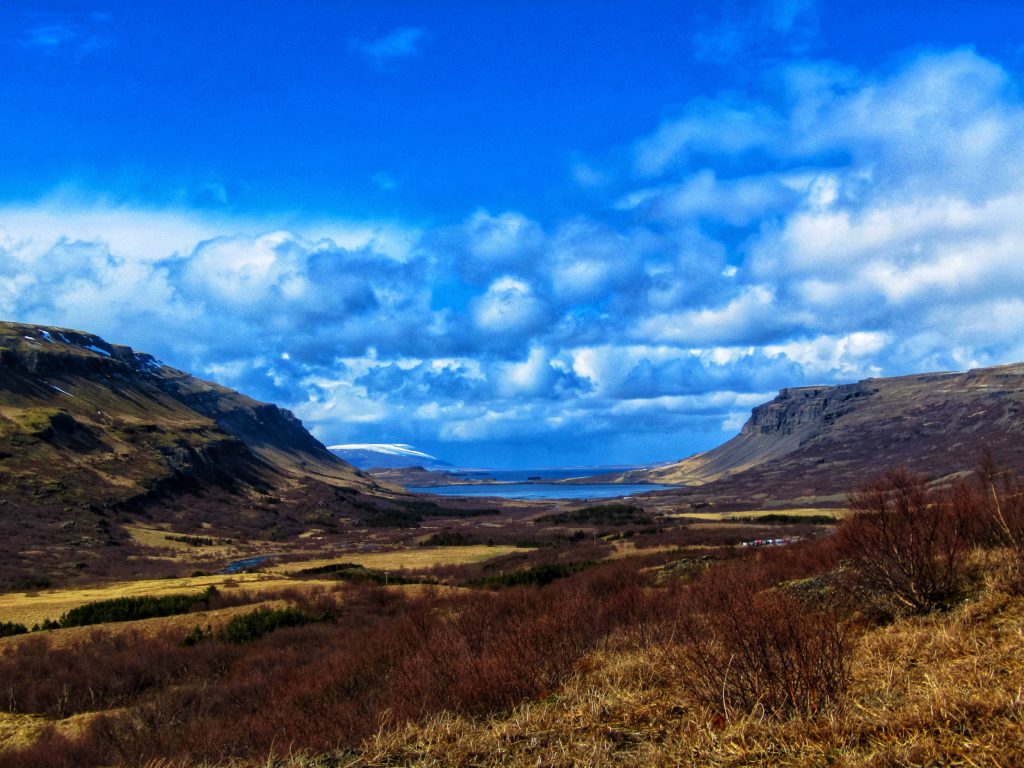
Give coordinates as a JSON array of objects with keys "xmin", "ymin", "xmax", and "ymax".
[
  {"xmin": 673, "ymin": 564, "xmax": 853, "ymax": 718},
  {"xmin": 837, "ymin": 468, "xmax": 973, "ymax": 617},
  {"xmin": 974, "ymin": 450, "xmax": 1024, "ymax": 591}
]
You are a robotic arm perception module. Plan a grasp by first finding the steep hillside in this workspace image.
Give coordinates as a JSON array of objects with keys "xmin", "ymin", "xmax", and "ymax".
[
  {"xmin": 0, "ymin": 321, "xmax": 405, "ymax": 585},
  {"xmin": 625, "ymin": 364, "xmax": 1024, "ymax": 504}
]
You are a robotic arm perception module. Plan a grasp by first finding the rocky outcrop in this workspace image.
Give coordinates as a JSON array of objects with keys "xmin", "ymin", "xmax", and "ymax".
[
  {"xmin": 742, "ymin": 384, "xmax": 877, "ymax": 436},
  {"xmin": 624, "ymin": 366, "xmax": 1024, "ymax": 504}
]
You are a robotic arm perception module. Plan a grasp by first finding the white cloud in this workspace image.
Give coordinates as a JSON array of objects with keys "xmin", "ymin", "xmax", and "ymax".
[
  {"xmin": 634, "ymin": 286, "xmax": 785, "ymax": 345},
  {"xmin": 546, "ymin": 219, "xmax": 641, "ymax": 302},
  {"xmin": 633, "ymin": 100, "xmax": 779, "ymax": 176},
  {"xmin": 460, "ymin": 209, "xmax": 545, "ymax": 279},
  {"xmin": 623, "ymin": 170, "xmax": 799, "ymax": 226},
  {"xmin": 764, "ymin": 333, "xmax": 889, "ymax": 379},
  {"xmin": 351, "ymin": 27, "xmax": 427, "ymax": 64},
  {"xmin": 471, "ymin": 276, "xmax": 548, "ymax": 334},
  {"xmin": 8, "ymin": 47, "xmax": 1024, "ymax": 465}
]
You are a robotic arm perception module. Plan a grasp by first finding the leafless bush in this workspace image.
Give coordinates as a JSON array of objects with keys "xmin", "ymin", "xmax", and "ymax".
[
  {"xmin": 673, "ymin": 566, "xmax": 852, "ymax": 718},
  {"xmin": 0, "ymin": 562, "xmax": 670, "ymax": 767},
  {"xmin": 974, "ymin": 450, "xmax": 1024, "ymax": 590},
  {"xmin": 837, "ymin": 468, "xmax": 972, "ymax": 616}
]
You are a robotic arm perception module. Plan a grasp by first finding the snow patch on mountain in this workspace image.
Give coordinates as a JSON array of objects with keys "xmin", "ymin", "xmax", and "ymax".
[
  {"xmin": 327, "ymin": 443, "xmax": 452, "ymax": 470},
  {"xmin": 329, "ymin": 443, "xmax": 435, "ymax": 459}
]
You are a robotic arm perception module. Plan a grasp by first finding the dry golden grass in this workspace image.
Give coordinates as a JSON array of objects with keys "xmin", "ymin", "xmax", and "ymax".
[
  {"xmin": 270, "ymin": 544, "xmax": 526, "ymax": 574},
  {"xmin": 122, "ymin": 523, "xmax": 240, "ymax": 555},
  {"xmin": 7, "ymin": 549, "xmax": 1022, "ymax": 767},
  {"xmin": 0, "ymin": 541, "xmax": 519, "ymax": 630},
  {"xmin": 0, "ymin": 710, "xmax": 105, "ymax": 750},
  {"xmin": 669, "ymin": 507, "xmax": 846, "ymax": 522},
  {"xmin": 607, "ymin": 542, "xmax": 677, "ymax": 559},
  {"xmin": 301, "ymin": 554, "xmax": 1022, "ymax": 768},
  {"xmin": 0, "ymin": 573, "xmax": 330, "ymax": 627},
  {"xmin": 0, "ymin": 712, "xmax": 48, "ymax": 749},
  {"xmin": 0, "ymin": 599, "xmax": 300, "ymax": 652}
]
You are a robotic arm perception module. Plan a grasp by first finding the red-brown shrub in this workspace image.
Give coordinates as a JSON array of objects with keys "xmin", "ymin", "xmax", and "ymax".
[
  {"xmin": 672, "ymin": 565, "xmax": 852, "ymax": 718},
  {"xmin": 837, "ymin": 468, "xmax": 973, "ymax": 616},
  {"xmin": 974, "ymin": 450, "xmax": 1024, "ymax": 590},
  {"xmin": 0, "ymin": 563, "xmax": 670, "ymax": 767}
]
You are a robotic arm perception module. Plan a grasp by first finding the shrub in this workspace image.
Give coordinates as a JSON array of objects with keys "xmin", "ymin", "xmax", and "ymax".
[
  {"xmin": 673, "ymin": 566, "xmax": 852, "ymax": 718},
  {"xmin": 0, "ymin": 621, "xmax": 29, "ymax": 638},
  {"xmin": 974, "ymin": 450, "xmax": 1024, "ymax": 590},
  {"xmin": 295, "ymin": 562, "xmax": 425, "ymax": 585},
  {"xmin": 466, "ymin": 561, "xmax": 597, "ymax": 588},
  {"xmin": 536, "ymin": 503, "xmax": 651, "ymax": 526},
  {"xmin": 165, "ymin": 534, "xmax": 226, "ymax": 547},
  {"xmin": 420, "ymin": 530, "xmax": 478, "ymax": 547},
  {"xmin": 10, "ymin": 576, "xmax": 51, "ymax": 591},
  {"xmin": 220, "ymin": 606, "xmax": 311, "ymax": 643},
  {"xmin": 837, "ymin": 468, "xmax": 972, "ymax": 616},
  {"xmin": 728, "ymin": 513, "xmax": 839, "ymax": 525},
  {"xmin": 182, "ymin": 624, "xmax": 213, "ymax": 647},
  {"xmin": 57, "ymin": 586, "xmax": 218, "ymax": 627},
  {"xmin": 361, "ymin": 508, "xmax": 423, "ymax": 528}
]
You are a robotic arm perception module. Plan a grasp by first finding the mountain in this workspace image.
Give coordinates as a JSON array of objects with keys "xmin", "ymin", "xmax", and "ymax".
[
  {"xmin": 0, "ymin": 321, "xmax": 411, "ymax": 586},
  {"xmin": 328, "ymin": 443, "xmax": 453, "ymax": 470},
  {"xmin": 621, "ymin": 363, "xmax": 1024, "ymax": 505}
]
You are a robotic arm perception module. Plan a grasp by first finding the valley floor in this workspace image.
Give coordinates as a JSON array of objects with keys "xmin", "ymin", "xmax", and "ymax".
[{"xmin": 2, "ymin": 492, "xmax": 1022, "ymax": 768}]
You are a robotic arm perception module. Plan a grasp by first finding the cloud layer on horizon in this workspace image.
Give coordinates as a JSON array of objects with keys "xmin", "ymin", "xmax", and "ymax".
[{"xmin": 4, "ymin": 48, "xmax": 1024, "ymax": 466}]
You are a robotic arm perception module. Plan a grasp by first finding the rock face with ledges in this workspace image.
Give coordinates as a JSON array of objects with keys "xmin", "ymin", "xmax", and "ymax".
[
  {"xmin": 624, "ymin": 366, "xmax": 1024, "ymax": 504},
  {"xmin": 744, "ymin": 384, "xmax": 877, "ymax": 436}
]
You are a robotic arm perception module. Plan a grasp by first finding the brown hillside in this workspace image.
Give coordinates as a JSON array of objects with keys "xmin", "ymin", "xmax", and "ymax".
[
  {"xmin": 625, "ymin": 364, "xmax": 1024, "ymax": 505},
  {"xmin": 0, "ymin": 321, "xmax": 405, "ymax": 587}
]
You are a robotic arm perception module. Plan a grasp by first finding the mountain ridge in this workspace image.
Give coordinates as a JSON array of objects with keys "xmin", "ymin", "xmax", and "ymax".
[
  {"xmin": 0, "ymin": 321, "xmax": 408, "ymax": 586},
  {"xmin": 615, "ymin": 363, "xmax": 1024, "ymax": 504}
]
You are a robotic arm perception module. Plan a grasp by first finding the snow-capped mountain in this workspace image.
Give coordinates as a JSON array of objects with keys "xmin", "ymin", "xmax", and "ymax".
[{"xmin": 327, "ymin": 443, "xmax": 454, "ymax": 470}]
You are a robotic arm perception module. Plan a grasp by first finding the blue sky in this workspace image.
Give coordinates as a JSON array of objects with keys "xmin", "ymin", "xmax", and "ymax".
[{"xmin": 4, "ymin": 1, "xmax": 1024, "ymax": 467}]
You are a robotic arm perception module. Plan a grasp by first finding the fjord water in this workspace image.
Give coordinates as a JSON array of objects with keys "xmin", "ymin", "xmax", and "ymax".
[
  {"xmin": 452, "ymin": 467, "xmax": 637, "ymax": 481},
  {"xmin": 407, "ymin": 482, "xmax": 674, "ymax": 500}
]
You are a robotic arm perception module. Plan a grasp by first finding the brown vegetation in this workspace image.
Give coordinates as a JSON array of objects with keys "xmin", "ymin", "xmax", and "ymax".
[
  {"xmin": 357, "ymin": 561, "xmax": 1024, "ymax": 768},
  {"xmin": 838, "ymin": 467, "xmax": 974, "ymax": 616},
  {"xmin": 5, "ymin": 457, "xmax": 1024, "ymax": 767}
]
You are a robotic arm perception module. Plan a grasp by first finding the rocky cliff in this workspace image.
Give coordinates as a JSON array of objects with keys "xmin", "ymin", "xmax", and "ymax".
[{"xmin": 625, "ymin": 365, "xmax": 1024, "ymax": 505}]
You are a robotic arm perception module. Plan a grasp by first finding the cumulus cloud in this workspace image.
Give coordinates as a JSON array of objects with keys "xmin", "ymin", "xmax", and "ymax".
[
  {"xmin": 633, "ymin": 98, "xmax": 780, "ymax": 177},
  {"xmin": 617, "ymin": 350, "xmax": 804, "ymax": 398},
  {"xmin": 545, "ymin": 219, "xmax": 643, "ymax": 303},
  {"xmin": 471, "ymin": 276, "xmax": 549, "ymax": 335},
  {"xmin": 6, "ymin": 47, "xmax": 1024, "ymax": 466},
  {"xmin": 620, "ymin": 49, "xmax": 1024, "ymax": 374},
  {"xmin": 497, "ymin": 347, "xmax": 593, "ymax": 398},
  {"xmin": 457, "ymin": 209, "xmax": 545, "ymax": 281},
  {"xmin": 634, "ymin": 286, "xmax": 796, "ymax": 346}
]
